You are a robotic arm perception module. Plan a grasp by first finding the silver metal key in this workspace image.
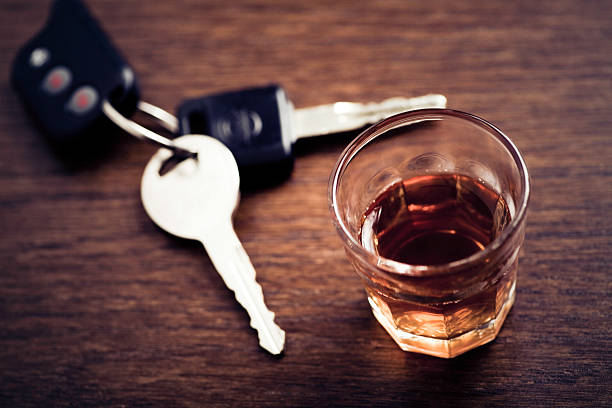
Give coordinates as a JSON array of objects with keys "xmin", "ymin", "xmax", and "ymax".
[{"xmin": 140, "ymin": 134, "xmax": 285, "ymax": 355}]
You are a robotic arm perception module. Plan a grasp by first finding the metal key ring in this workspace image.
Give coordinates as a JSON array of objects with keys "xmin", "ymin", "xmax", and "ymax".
[
  {"xmin": 102, "ymin": 100, "xmax": 197, "ymax": 159},
  {"xmin": 136, "ymin": 101, "xmax": 179, "ymax": 134}
]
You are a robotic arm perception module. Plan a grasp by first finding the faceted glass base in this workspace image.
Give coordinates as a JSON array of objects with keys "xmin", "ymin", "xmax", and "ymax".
[{"xmin": 368, "ymin": 283, "xmax": 516, "ymax": 358}]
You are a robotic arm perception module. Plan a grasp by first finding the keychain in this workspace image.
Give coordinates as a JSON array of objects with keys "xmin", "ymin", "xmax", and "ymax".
[{"xmin": 11, "ymin": 0, "xmax": 284, "ymax": 355}]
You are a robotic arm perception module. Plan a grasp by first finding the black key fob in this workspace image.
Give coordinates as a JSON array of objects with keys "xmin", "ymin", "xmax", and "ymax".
[
  {"xmin": 177, "ymin": 85, "xmax": 295, "ymax": 173},
  {"xmin": 11, "ymin": 0, "xmax": 139, "ymax": 144}
]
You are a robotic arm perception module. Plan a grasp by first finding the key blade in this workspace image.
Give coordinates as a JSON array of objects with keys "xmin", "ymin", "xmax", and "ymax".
[
  {"xmin": 202, "ymin": 225, "xmax": 286, "ymax": 355},
  {"xmin": 292, "ymin": 93, "xmax": 447, "ymax": 140}
]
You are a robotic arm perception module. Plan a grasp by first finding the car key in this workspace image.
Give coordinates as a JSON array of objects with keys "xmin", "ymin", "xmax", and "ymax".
[
  {"xmin": 177, "ymin": 85, "xmax": 446, "ymax": 171},
  {"xmin": 141, "ymin": 134, "xmax": 285, "ymax": 355}
]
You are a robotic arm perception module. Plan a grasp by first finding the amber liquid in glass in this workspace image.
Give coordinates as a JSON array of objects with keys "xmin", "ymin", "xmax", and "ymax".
[
  {"xmin": 361, "ymin": 173, "xmax": 510, "ymax": 265},
  {"xmin": 359, "ymin": 174, "xmax": 515, "ymax": 355}
]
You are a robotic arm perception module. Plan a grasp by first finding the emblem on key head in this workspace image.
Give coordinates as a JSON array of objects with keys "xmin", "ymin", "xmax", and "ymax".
[{"xmin": 217, "ymin": 109, "xmax": 263, "ymax": 145}]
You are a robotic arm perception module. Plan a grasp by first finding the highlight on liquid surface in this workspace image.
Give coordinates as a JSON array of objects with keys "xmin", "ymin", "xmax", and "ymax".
[{"xmin": 360, "ymin": 173, "xmax": 511, "ymax": 265}]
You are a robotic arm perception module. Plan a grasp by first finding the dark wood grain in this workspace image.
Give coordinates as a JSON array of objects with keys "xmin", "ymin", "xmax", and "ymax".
[{"xmin": 1, "ymin": 0, "xmax": 610, "ymax": 406}]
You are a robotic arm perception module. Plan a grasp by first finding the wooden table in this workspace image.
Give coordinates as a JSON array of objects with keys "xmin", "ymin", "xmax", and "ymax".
[{"xmin": 1, "ymin": 0, "xmax": 610, "ymax": 406}]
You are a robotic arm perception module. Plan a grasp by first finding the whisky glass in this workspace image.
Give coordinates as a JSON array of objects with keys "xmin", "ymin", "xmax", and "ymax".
[{"xmin": 328, "ymin": 109, "xmax": 530, "ymax": 358}]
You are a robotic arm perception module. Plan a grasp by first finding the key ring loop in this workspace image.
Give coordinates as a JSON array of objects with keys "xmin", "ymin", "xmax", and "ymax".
[
  {"xmin": 137, "ymin": 101, "xmax": 179, "ymax": 134},
  {"xmin": 102, "ymin": 100, "xmax": 197, "ymax": 159}
]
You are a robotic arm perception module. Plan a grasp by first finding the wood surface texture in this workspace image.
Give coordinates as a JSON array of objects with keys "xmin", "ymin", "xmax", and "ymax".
[{"xmin": 1, "ymin": 0, "xmax": 610, "ymax": 406}]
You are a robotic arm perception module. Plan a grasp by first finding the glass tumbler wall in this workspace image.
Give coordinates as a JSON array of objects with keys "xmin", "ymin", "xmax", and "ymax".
[{"xmin": 329, "ymin": 109, "xmax": 530, "ymax": 358}]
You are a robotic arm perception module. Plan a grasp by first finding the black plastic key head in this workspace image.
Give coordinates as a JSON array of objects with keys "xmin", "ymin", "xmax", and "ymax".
[
  {"xmin": 177, "ymin": 85, "xmax": 294, "ymax": 170},
  {"xmin": 11, "ymin": 0, "xmax": 139, "ymax": 144}
]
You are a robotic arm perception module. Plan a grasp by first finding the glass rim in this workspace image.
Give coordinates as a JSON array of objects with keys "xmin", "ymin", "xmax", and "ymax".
[{"xmin": 328, "ymin": 108, "xmax": 531, "ymax": 277}]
